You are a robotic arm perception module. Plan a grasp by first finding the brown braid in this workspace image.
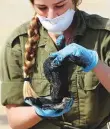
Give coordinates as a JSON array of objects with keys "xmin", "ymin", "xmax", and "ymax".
[{"xmin": 23, "ymin": 14, "xmax": 40, "ymax": 99}]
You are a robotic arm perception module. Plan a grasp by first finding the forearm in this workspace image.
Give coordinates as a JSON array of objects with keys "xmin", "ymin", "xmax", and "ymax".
[
  {"xmin": 6, "ymin": 105, "xmax": 42, "ymax": 129},
  {"xmin": 93, "ymin": 60, "xmax": 110, "ymax": 92}
]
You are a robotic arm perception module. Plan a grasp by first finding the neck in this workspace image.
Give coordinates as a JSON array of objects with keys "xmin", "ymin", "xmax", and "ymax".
[
  {"xmin": 63, "ymin": 20, "xmax": 75, "ymax": 44},
  {"xmin": 48, "ymin": 20, "xmax": 75, "ymax": 44},
  {"xmin": 48, "ymin": 32, "xmax": 59, "ymax": 43}
]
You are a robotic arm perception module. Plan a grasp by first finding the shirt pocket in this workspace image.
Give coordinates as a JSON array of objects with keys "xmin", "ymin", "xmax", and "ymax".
[
  {"xmin": 84, "ymin": 71, "xmax": 99, "ymax": 91},
  {"xmin": 37, "ymin": 44, "xmax": 50, "ymax": 80},
  {"xmin": 83, "ymin": 71, "xmax": 110, "ymax": 124},
  {"xmin": 32, "ymin": 45, "xmax": 51, "ymax": 97},
  {"xmin": 32, "ymin": 77, "xmax": 50, "ymax": 97}
]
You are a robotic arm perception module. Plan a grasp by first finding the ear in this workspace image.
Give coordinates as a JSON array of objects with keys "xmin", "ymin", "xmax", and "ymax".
[
  {"xmin": 30, "ymin": 3, "xmax": 37, "ymax": 14},
  {"xmin": 71, "ymin": 0, "xmax": 76, "ymax": 10}
]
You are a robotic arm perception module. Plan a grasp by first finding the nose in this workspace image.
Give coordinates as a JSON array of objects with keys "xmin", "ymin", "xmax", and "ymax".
[{"xmin": 47, "ymin": 8, "xmax": 57, "ymax": 19}]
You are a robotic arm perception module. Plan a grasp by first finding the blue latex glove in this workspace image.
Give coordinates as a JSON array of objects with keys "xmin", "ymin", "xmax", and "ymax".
[
  {"xmin": 56, "ymin": 35, "xmax": 65, "ymax": 49},
  {"xmin": 50, "ymin": 43, "xmax": 98, "ymax": 72},
  {"xmin": 25, "ymin": 97, "xmax": 73, "ymax": 117}
]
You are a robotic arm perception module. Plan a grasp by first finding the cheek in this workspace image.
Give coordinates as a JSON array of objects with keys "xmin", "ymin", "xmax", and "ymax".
[
  {"xmin": 57, "ymin": 3, "xmax": 72, "ymax": 16},
  {"xmin": 37, "ymin": 10, "xmax": 47, "ymax": 17}
]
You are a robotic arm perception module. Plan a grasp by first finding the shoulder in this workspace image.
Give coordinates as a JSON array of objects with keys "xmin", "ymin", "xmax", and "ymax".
[
  {"xmin": 7, "ymin": 21, "xmax": 30, "ymax": 46},
  {"xmin": 2, "ymin": 21, "xmax": 30, "ymax": 61},
  {"xmin": 79, "ymin": 10, "xmax": 110, "ymax": 31}
]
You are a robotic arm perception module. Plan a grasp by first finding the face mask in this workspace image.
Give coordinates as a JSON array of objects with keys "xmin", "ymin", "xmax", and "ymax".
[{"xmin": 37, "ymin": 9, "xmax": 75, "ymax": 34}]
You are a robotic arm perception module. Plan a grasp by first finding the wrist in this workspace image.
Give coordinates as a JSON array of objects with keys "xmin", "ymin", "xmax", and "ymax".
[
  {"xmin": 32, "ymin": 106, "xmax": 43, "ymax": 121},
  {"xmin": 92, "ymin": 59, "xmax": 101, "ymax": 72},
  {"xmin": 83, "ymin": 50, "xmax": 99, "ymax": 72}
]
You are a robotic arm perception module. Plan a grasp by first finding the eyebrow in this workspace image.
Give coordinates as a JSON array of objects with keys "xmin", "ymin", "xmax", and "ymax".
[
  {"xmin": 53, "ymin": 0, "xmax": 67, "ymax": 5},
  {"xmin": 35, "ymin": 0, "xmax": 66, "ymax": 6}
]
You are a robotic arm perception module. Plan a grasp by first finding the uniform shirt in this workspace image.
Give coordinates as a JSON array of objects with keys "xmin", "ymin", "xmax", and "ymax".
[{"xmin": 0, "ymin": 10, "xmax": 110, "ymax": 129}]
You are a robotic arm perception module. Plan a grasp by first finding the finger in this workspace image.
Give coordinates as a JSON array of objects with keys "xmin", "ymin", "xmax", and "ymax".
[
  {"xmin": 35, "ymin": 106, "xmax": 56, "ymax": 117},
  {"xmin": 24, "ymin": 98, "xmax": 33, "ymax": 106},
  {"xmin": 56, "ymin": 35, "xmax": 65, "ymax": 46},
  {"xmin": 65, "ymin": 98, "xmax": 74, "ymax": 109},
  {"xmin": 34, "ymin": 106, "xmax": 44, "ymax": 116},
  {"xmin": 51, "ymin": 55, "xmax": 64, "ymax": 67}
]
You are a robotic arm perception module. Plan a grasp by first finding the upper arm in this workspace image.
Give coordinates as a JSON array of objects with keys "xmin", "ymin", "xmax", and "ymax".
[
  {"xmin": 99, "ymin": 30, "xmax": 110, "ymax": 66},
  {"xmin": 5, "ymin": 104, "xmax": 18, "ymax": 114},
  {"xmin": 0, "ymin": 36, "xmax": 24, "ymax": 106}
]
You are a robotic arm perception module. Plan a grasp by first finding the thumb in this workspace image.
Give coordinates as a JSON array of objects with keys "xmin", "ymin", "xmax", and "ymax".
[
  {"xmin": 24, "ymin": 98, "xmax": 33, "ymax": 106},
  {"xmin": 49, "ymin": 52, "xmax": 59, "ymax": 58}
]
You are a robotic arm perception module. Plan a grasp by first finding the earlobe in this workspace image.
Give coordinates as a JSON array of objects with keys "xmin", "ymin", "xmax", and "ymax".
[{"xmin": 70, "ymin": 0, "xmax": 76, "ymax": 10}]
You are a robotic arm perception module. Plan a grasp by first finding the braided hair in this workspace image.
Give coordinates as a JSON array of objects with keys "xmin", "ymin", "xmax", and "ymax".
[{"xmin": 23, "ymin": 14, "xmax": 40, "ymax": 99}]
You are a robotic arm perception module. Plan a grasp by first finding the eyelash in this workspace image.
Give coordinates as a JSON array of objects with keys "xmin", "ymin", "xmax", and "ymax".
[
  {"xmin": 38, "ymin": 7, "xmax": 47, "ymax": 10},
  {"xmin": 38, "ymin": 4, "xmax": 65, "ymax": 11},
  {"xmin": 56, "ymin": 4, "xmax": 65, "ymax": 8}
]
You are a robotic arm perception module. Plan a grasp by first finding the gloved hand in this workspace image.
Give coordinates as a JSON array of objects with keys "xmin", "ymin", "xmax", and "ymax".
[
  {"xmin": 50, "ymin": 43, "xmax": 99, "ymax": 72},
  {"xmin": 25, "ymin": 96, "xmax": 73, "ymax": 117}
]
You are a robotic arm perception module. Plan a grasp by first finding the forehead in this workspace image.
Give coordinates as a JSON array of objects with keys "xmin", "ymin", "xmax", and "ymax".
[{"xmin": 34, "ymin": 0, "xmax": 66, "ymax": 4}]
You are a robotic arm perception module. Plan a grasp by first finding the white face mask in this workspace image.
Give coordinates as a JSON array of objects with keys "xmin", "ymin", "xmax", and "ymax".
[{"xmin": 37, "ymin": 9, "xmax": 75, "ymax": 34}]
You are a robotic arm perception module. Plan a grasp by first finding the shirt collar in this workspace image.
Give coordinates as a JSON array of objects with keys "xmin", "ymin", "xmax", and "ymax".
[
  {"xmin": 73, "ymin": 9, "xmax": 87, "ymax": 37},
  {"xmin": 38, "ymin": 26, "xmax": 57, "ymax": 53}
]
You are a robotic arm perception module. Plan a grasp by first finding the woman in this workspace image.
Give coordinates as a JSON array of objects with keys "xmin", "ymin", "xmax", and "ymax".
[{"xmin": 0, "ymin": 0, "xmax": 110, "ymax": 129}]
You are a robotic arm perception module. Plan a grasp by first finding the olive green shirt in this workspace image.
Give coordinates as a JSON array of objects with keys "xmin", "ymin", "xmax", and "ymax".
[{"xmin": 0, "ymin": 10, "xmax": 110, "ymax": 129}]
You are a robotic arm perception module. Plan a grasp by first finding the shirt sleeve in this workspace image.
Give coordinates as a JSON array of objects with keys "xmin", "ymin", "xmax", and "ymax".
[
  {"xmin": 0, "ymin": 37, "xmax": 24, "ymax": 105},
  {"xmin": 104, "ymin": 33, "xmax": 110, "ymax": 67},
  {"xmin": 99, "ymin": 30, "xmax": 110, "ymax": 67}
]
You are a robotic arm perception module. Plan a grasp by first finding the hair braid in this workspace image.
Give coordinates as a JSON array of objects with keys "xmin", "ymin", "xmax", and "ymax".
[{"xmin": 23, "ymin": 15, "xmax": 40, "ymax": 99}]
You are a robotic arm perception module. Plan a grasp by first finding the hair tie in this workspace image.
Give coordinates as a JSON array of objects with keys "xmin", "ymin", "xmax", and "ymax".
[{"xmin": 24, "ymin": 77, "xmax": 31, "ymax": 82}]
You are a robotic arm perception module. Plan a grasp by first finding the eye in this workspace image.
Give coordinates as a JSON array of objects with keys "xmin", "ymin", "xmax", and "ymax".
[
  {"xmin": 56, "ymin": 4, "xmax": 65, "ymax": 8},
  {"xmin": 37, "ymin": 6, "xmax": 47, "ymax": 10}
]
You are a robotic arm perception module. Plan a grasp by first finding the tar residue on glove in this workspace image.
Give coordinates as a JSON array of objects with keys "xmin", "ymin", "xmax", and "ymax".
[{"xmin": 43, "ymin": 57, "xmax": 70, "ymax": 104}]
